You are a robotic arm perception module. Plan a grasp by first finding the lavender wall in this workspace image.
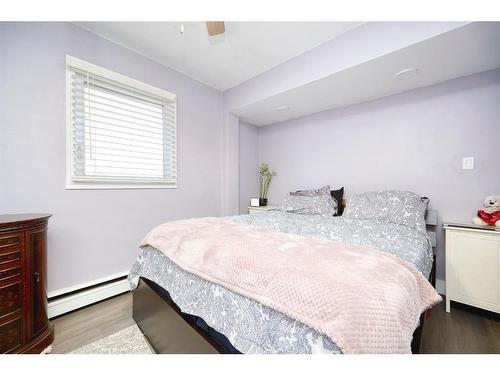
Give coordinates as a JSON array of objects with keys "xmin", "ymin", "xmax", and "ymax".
[
  {"xmin": 258, "ymin": 69, "xmax": 500, "ymax": 282},
  {"xmin": 239, "ymin": 121, "xmax": 259, "ymax": 213},
  {"xmin": 0, "ymin": 23, "xmax": 225, "ymax": 293},
  {"xmin": 221, "ymin": 113, "xmax": 240, "ymax": 216}
]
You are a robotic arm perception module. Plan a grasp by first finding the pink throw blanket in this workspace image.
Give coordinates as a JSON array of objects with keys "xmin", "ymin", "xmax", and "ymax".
[{"xmin": 141, "ymin": 217, "xmax": 441, "ymax": 353}]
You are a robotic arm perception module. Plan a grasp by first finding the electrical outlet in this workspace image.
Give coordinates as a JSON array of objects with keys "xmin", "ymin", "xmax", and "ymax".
[{"xmin": 462, "ymin": 157, "xmax": 474, "ymax": 170}]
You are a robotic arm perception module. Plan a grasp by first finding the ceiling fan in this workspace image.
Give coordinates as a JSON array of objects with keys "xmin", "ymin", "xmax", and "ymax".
[{"xmin": 205, "ymin": 21, "xmax": 225, "ymax": 36}]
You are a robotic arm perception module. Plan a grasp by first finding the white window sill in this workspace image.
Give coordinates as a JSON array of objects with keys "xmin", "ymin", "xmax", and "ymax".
[{"xmin": 66, "ymin": 182, "xmax": 177, "ymax": 190}]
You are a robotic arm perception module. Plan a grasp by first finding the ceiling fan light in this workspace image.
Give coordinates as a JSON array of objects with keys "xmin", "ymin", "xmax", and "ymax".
[{"xmin": 394, "ymin": 68, "xmax": 419, "ymax": 80}]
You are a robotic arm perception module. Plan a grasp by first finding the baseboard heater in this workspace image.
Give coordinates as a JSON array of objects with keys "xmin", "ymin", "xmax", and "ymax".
[{"xmin": 48, "ymin": 275, "xmax": 131, "ymax": 319}]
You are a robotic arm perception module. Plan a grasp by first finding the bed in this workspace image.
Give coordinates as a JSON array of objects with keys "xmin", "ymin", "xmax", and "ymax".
[{"xmin": 128, "ymin": 190, "xmax": 440, "ymax": 354}]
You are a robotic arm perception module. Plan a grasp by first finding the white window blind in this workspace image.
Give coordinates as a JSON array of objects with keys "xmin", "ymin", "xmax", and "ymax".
[{"xmin": 66, "ymin": 57, "xmax": 177, "ymax": 188}]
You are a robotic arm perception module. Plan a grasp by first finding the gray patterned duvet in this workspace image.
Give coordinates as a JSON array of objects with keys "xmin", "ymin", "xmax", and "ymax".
[{"xmin": 128, "ymin": 211, "xmax": 433, "ymax": 354}]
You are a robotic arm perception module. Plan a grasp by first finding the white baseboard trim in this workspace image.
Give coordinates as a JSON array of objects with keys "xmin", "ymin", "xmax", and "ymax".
[
  {"xmin": 48, "ymin": 278, "xmax": 131, "ymax": 319},
  {"xmin": 47, "ymin": 271, "xmax": 128, "ymax": 299},
  {"xmin": 435, "ymin": 278, "xmax": 445, "ymax": 295}
]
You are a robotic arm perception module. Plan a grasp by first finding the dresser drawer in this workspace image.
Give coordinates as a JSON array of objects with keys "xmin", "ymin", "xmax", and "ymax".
[
  {"xmin": 0, "ymin": 248, "xmax": 22, "ymax": 266},
  {"xmin": 0, "ymin": 280, "xmax": 22, "ymax": 318},
  {"xmin": 0, "ymin": 316, "xmax": 23, "ymax": 353},
  {"xmin": 0, "ymin": 232, "xmax": 23, "ymax": 249},
  {"xmin": 0, "ymin": 263, "xmax": 22, "ymax": 282}
]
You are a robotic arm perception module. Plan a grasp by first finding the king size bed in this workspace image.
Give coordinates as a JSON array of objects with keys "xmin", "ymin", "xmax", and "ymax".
[{"xmin": 128, "ymin": 190, "xmax": 441, "ymax": 354}]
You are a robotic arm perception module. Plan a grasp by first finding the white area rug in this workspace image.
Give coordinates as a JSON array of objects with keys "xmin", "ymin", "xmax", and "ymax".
[{"xmin": 71, "ymin": 325, "xmax": 154, "ymax": 354}]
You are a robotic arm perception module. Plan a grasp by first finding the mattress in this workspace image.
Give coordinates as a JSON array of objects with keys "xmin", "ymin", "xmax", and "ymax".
[{"xmin": 128, "ymin": 211, "xmax": 433, "ymax": 354}]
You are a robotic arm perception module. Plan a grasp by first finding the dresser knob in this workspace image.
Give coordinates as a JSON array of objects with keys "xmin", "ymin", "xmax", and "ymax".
[{"xmin": 34, "ymin": 272, "xmax": 40, "ymax": 283}]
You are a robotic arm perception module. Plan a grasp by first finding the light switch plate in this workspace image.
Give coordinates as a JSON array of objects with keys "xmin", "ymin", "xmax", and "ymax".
[{"xmin": 462, "ymin": 157, "xmax": 474, "ymax": 170}]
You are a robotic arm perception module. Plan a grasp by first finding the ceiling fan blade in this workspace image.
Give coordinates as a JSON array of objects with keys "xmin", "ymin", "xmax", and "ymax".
[{"xmin": 206, "ymin": 21, "xmax": 225, "ymax": 36}]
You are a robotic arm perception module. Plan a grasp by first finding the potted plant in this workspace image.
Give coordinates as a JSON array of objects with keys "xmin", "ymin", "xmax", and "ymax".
[{"xmin": 258, "ymin": 163, "xmax": 276, "ymax": 206}]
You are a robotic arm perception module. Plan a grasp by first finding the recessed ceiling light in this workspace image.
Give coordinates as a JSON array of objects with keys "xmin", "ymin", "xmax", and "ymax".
[
  {"xmin": 276, "ymin": 106, "xmax": 290, "ymax": 113},
  {"xmin": 394, "ymin": 68, "xmax": 419, "ymax": 80}
]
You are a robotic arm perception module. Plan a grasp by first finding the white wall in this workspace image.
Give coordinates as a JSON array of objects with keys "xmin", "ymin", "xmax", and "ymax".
[
  {"xmin": 239, "ymin": 121, "xmax": 259, "ymax": 213},
  {"xmin": 0, "ymin": 22, "xmax": 225, "ymax": 293}
]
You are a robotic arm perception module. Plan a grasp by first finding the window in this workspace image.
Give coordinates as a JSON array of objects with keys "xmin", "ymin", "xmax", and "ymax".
[{"xmin": 66, "ymin": 56, "xmax": 177, "ymax": 189}]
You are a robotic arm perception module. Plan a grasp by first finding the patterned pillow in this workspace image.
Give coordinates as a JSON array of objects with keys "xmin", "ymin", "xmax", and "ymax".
[
  {"xmin": 343, "ymin": 190, "xmax": 427, "ymax": 231},
  {"xmin": 290, "ymin": 185, "xmax": 331, "ymax": 196},
  {"xmin": 290, "ymin": 185, "xmax": 345, "ymax": 216},
  {"xmin": 280, "ymin": 194, "xmax": 338, "ymax": 216}
]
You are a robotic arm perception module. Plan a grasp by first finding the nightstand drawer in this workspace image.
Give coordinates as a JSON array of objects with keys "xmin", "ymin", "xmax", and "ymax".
[
  {"xmin": 445, "ymin": 226, "xmax": 500, "ymax": 314},
  {"xmin": 453, "ymin": 233, "xmax": 498, "ymax": 303},
  {"xmin": 248, "ymin": 206, "xmax": 278, "ymax": 215}
]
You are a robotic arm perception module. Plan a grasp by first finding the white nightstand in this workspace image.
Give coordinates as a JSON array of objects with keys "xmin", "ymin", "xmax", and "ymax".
[
  {"xmin": 248, "ymin": 206, "xmax": 278, "ymax": 215},
  {"xmin": 444, "ymin": 222, "xmax": 500, "ymax": 314}
]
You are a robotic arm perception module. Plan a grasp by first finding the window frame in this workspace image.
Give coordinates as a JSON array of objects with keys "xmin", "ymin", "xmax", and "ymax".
[{"xmin": 65, "ymin": 55, "xmax": 177, "ymax": 190}]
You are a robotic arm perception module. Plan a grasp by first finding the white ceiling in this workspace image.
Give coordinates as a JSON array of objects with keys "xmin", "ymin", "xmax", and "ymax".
[
  {"xmin": 233, "ymin": 22, "xmax": 500, "ymax": 125},
  {"xmin": 75, "ymin": 21, "xmax": 361, "ymax": 91}
]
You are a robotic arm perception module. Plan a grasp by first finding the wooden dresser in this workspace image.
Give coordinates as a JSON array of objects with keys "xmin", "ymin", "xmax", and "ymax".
[{"xmin": 0, "ymin": 214, "xmax": 53, "ymax": 353}]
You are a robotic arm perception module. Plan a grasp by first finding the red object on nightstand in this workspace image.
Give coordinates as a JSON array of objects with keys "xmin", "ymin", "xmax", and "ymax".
[{"xmin": 477, "ymin": 210, "xmax": 500, "ymax": 226}]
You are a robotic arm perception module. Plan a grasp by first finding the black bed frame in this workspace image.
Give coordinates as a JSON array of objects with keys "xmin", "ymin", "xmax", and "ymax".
[{"xmin": 133, "ymin": 255, "xmax": 436, "ymax": 354}]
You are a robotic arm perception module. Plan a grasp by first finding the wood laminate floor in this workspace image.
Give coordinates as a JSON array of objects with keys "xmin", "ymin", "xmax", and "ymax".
[
  {"xmin": 51, "ymin": 293, "xmax": 500, "ymax": 354},
  {"xmin": 420, "ymin": 300, "xmax": 500, "ymax": 354},
  {"xmin": 50, "ymin": 292, "xmax": 135, "ymax": 354}
]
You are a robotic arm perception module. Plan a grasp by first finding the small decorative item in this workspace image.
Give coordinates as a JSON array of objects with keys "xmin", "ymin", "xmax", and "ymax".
[
  {"xmin": 472, "ymin": 195, "xmax": 500, "ymax": 227},
  {"xmin": 250, "ymin": 198, "xmax": 260, "ymax": 207},
  {"xmin": 258, "ymin": 163, "xmax": 276, "ymax": 206}
]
